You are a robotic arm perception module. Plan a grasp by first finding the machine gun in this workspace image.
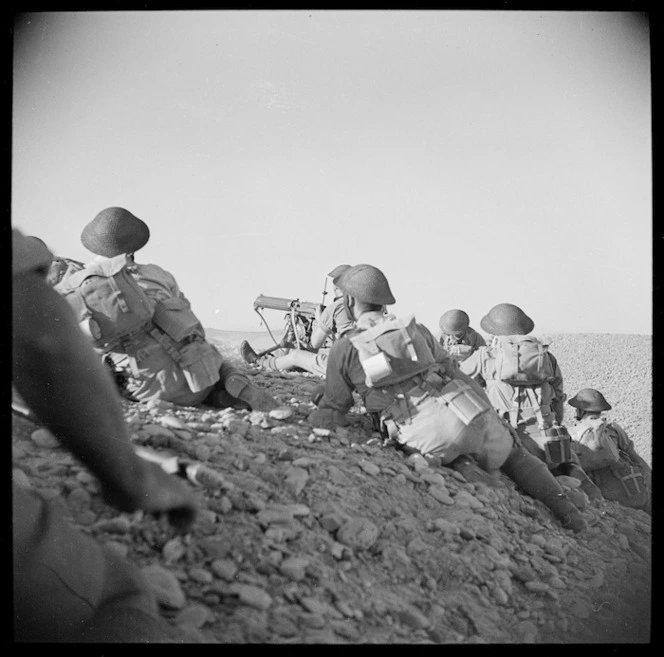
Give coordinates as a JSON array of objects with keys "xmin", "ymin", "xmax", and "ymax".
[{"xmin": 251, "ymin": 294, "xmax": 326, "ymax": 359}]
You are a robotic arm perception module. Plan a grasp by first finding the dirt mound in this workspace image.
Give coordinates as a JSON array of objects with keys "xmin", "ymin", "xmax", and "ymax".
[{"xmin": 12, "ymin": 333, "xmax": 651, "ymax": 643}]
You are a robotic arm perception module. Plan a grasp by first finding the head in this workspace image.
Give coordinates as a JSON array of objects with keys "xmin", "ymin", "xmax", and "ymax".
[
  {"xmin": 328, "ymin": 264, "xmax": 352, "ymax": 295},
  {"xmin": 25, "ymin": 236, "xmax": 53, "ymax": 279},
  {"xmin": 568, "ymin": 388, "xmax": 611, "ymax": 420},
  {"xmin": 439, "ymin": 309, "xmax": 470, "ymax": 338},
  {"xmin": 480, "ymin": 303, "xmax": 534, "ymax": 336},
  {"xmin": 336, "ymin": 263, "xmax": 395, "ymax": 320},
  {"xmin": 81, "ymin": 207, "xmax": 150, "ymax": 257}
]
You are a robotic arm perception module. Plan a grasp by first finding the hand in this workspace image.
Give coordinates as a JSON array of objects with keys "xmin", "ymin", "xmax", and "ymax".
[
  {"xmin": 101, "ymin": 460, "xmax": 198, "ymax": 533},
  {"xmin": 308, "ymin": 408, "xmax": 349, "ymax": 429},
  {"xmin": 310, "ymin": 384, "xmax": 326, "ymax": 406}
]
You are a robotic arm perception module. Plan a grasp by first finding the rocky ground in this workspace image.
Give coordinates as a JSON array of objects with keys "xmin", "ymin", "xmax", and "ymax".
[{"xmin": 12, "ymin": 333, "xmax": 652, "ymax": 644}]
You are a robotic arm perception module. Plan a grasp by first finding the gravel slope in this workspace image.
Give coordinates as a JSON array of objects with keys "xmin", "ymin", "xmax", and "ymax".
[{"xmin": 12, "ymin": 332, "xmax": 651, "ymax": 644}]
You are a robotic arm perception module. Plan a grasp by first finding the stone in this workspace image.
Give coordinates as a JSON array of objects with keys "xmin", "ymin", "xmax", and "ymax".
[
  {"xmin": 279, "ymin": 557, "xmax": 310, "ymax": 581},
  {"xmin": 142, "ymin": 564, "xmax": 187, "ymax": 609},
  {"xmin": 13, "ymin": 468, "xmax": 31, "ymax": 489},
  {"xmin": 162, "ymin": 537, "xmax": 187, "ymax": 563},
  {"xmin": 269, "ymin": 407, "xmax": 294, "ymax": 421},
  {"xmin": 189, "ymin": 567, "xmax": 214, "ymax": 584},
  {"xmin": 336, "ymin": 518, "xmax": 380, "ymax": 551},
  {"xmin": 284, "ymin": 467, "xmax": 309, "ymax": 496},
  {"xmin": 359, "ymin": 460, "xmax": 381, "ymax": 476},
  {"xmin": 160, "ymin": 416, "xmax": 189, "ymax": 430},
  {"xmin": 31, "ymin": 428, "xmax": 60, "ymax": 448},
  {"xmin": 175, "ymin": 603, "xmax": 211, "ymax": 628},
  {"xmin": 432, "ymin": 518, "xmax": 460, "ymax": 535},
  {"xmin": 232, "ymin": 584, "xmax": 273, "ymax": 611},
  {"xmin": 452, "ymin": 490, "xmax": 484, "ymax": 509},
  {"xmin": 429, "ymin": 486, "xmax": 454, "ymax": 505}
]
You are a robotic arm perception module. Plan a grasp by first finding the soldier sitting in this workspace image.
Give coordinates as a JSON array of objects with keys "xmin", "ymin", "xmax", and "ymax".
[
  {"xmin": 57, "ymin": 206, "xmax": 277, "ymax": 411},
  {"xmin": 308, "ymin": 264, "xmax": 587, "ymax": 533},
  {"xmin": 438, "ymin": 309, "xmax": 486, "ymax": 363},
  {"xmin": 459, "ymin": 303, "xmax": 602, "ymax": 502},
  {"xmin": 568, "ymin": 388, "xmax": 651, "ymax": 515},
  {"xmin": 240, "ymin": 264, "xmax": 355, "ymax": 377}
]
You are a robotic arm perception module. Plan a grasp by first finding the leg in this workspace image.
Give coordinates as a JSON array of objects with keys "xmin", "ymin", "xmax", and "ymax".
[
  {"xmin": 500, "ymin": 447, "xmax": 587, "ymax": 533},
  {"xmin": 205, "ymin": 360, "xmax": 278, "ymax": 411},
  {"xmin": 13, "ymin": 485, "xmax": 168, "ymax": 642}
]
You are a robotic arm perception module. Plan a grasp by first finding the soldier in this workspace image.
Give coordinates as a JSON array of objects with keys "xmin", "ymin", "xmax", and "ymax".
[
  {"xmin": 12, "ymin": 228, "xmax": 198, "ymax": 642},
  {"xmin": 24, "ymin": 235, "xmax": 85, "ymax": 287},
  {"xmin": 308, "ymin": 264, "xmax": 587, "ymax": 533},
  {"xmin": 459, "ymin": 303, "xmax": 602, "ymax": 501},
  {"xmin": 438, "ymin": 309, "xmax": 486, "ymax": 363},
  {"xmin": 568, "ymin": 389, "xmax": 651, "ymax": 515},
  {"xmin": 60, "ymin": 206, "xmax": 277, "ymax": 411},
  {"xmin": 240, "ymin": 264, "xmax": 355, "ymax": 377}
]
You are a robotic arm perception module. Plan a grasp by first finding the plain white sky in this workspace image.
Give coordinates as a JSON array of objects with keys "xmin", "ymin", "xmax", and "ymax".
[{"xmin": 12, "ymin": 10, "xmax": 652, "ymax": 335}]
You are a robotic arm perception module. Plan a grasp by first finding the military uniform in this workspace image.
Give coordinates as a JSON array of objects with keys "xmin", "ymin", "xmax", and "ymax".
[
  {"xmin": 570, "ymin": 416, "xmax": 651, "ymax": 513},
  {"xmin": 439, "ymin": 326, "xmax": 486, "ymax": 363},
  {"xmin": 459, "ymin": 338, "xmax": 565, "ymax": 440},
  {"xmin": 12, "ymin": 229, "xmax": 167, "ymax": 642}
]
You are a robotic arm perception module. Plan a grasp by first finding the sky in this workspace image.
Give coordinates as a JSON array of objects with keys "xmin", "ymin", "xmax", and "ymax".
[{"xmin": 12, "ymin": 10, "xmax": 652, "ymax": 335}]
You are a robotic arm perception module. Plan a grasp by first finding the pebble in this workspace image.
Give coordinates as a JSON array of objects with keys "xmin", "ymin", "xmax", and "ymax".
[
  {"xmin": 13, "ymin": 467, "xmax": 31, "ymax": 488},
  {"xmin": 525, "ymin": 580, "xmax": 551, "ymax": 593},
  {"xmin": 589, "ymin": 570, "xmax": 605, "ymax": 589},
  {"xmin": 142, "ymin": 564, "xmax": 187, "ymax": 609},
  {"xmin": 284, "ymin": 467, "xmax": 309, "ymax": 496},
  {"xmin": 452, "ymin": 490, "xmax": 484, "ymax": 509},
  {"xmin": 359, "ymin": 460, "xmax": 381, "ymax": 476},
  {"xmin": 31, "ymin": 428, "xmax": 60, "ymax": 448},
  {"xmin": 162, "ymin": 537, "xmax": 187, "ymax": 563},
  {"xmin": 432, "ymin": 518, "xmax": 460, "ymax": 535},
  {"xmin": 279, "ymin": 557, "xmax": 310, "ymax": 581},
  {"xmin": 429, "ymin": 486, "xmax": 454, "ymax": 505},
  {"xmin": 175, "ymin": 603, "xmax": 211, "ymax": 629},
  {"xmin": 189, "ymin": 567, "xmax": 214, "ymax": 584},
  {"xmin": 336, "ymin": 518, "xmax": 380, "ymax": 550},
  {"xmin": 95, "ymin": 516, "xmax": 131, "ymax": 534},
  {"xmin": 231, "ymin": 584, "xmax": 273, "ymax": 610},
  {"xmin": 160, "ymin": 415, "xmax": 189, "ymax": 430},
  {"xmin": 269, "ymin": 408, "xmax": 294, "ymax": 420}
]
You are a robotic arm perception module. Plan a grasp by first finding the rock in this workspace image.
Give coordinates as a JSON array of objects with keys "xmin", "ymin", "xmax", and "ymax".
[
  {"xmin": 279, "ymin": 557, "xmax": 310, "ymax": 581},
  {"xmin": 142, "ymin": 564, "xmax": 187, "ymax": 609},
  {"xmin": 452, "ymin": 490, "xmax": 484, "ymax": 509},
  {"xmin": 359, "ymin": 460, "xmax": 381, "ymax": 476},
  {"xmin": 432, "ymin": 518, "xmax": 460, "ymax": 535},
  {"xmin": 175, "ymin": 603, "xmax": 212, "ymax": 629},
  {"xmin": 13, "ymin": 467, "xmax": 31, "ymax": 488},
  {"xmin": 231, "ymin": 584, "xmax": 273, "ymax": 611},
  {"xmin": 211, "ymin": 559, "xmax": 238, "ymax": 581},
  {"xmin": 284, "ymin": 466, "xmax": 309, "ymax": 496},
  {"xmin": 336, "ymin": 518, "xmax": 380, "ymax": 551},
  {"xmin": 189, "ymin": 567, "xmax": 214, "ymax": 584},
  {"xmin": 163, "ymin": 537, "xmax": 187, "ymax": 563},
  {"xmin": 94, "ymin": 516, "xmax": 131, "ymax": 534},
  {"xmin": 429, "ymin": 486, "xmax": 454, "ymax": 505},
  {"xmin": 31, "ymin": 428, "xmax": 60, "ymax": 448},
  {"xmin": 269, "ymin": 408, "xmax": 294, "ymax": 420}
]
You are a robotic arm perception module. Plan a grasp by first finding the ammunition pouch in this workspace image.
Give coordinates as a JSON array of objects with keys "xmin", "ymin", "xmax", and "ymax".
[
  {"xmin": 532, "ymin": 425, "xmax": 573, "ymax": 468},
  {"xmin": 152, "ymin": 298, "xmax": 201, "ymax": 343},
  {"xmin": 611, "ymin": 462, "xmax": 646, "ymax": 498},
  {"xmin": 381, "ymin": 373, "xmax": 491, "ymax": 457}
]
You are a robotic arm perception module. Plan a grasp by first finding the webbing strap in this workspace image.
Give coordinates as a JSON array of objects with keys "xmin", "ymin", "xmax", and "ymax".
[
  {"xmin": 148, "ymin": 326, "xmax": 183, "ymax": 364},
  {"xmin": 107, "ymin": 275, "xmax": 129, "ymax": 313}
]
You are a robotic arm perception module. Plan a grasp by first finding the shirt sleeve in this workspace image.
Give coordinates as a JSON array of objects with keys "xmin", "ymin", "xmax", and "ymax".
[{"xmin": 317, "ymin": 301, "xmax": 336, "ymax": 336}]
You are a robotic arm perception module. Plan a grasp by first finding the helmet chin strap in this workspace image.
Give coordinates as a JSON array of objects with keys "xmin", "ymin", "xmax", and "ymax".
[{"xmin": 343, "ymin": 294, "xmax": 356, "ymax": 321}]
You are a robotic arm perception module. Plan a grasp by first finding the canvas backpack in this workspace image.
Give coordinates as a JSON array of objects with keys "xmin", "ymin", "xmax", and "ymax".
[
  {"xmin": 492, "ymin": 335, "xmax": 555, "ymax": 386},
  {"xmin": 350, "ymin": 314, "xmax": 491, "ymax": 458},
  {"xmin": 56, "ymin": 254, "xmax": 156, "ymax": 351},
  {"xmin": 349, "ymin": 314, "xmax": 438, "ymax": 388},
  {"xmin": 576, "ymin": 419, "xmax": 647, "ymax": 500}
]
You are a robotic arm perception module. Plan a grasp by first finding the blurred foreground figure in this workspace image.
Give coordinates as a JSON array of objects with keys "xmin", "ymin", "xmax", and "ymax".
[
  {"xmin": 12, "ymin": 228, "xmax": 198, "ymax": 642},
  {"xmin": 57, "ymin": 207, "xmax": 277, "ymax": 411},
  {"xmin": 24, "ymin": 235, "xmax": 85, "ymax": 287},
  {"xmin": 569, "ymin": 389, "xmax": 651, "ymax": 515},
  {"xmin": 241, "ymin": 264, "xmax": 355, "ymax": 377},
  {"xmin": 438, "ymin": 309, "xmax": 486, "ymax": 363},
  {"xmin": 459, "ymin": 303, "xmax": 602, "ymax": 501},
  {"xmin": 308, "ymin": 264, "xmax": 587, "ymax": 533}
]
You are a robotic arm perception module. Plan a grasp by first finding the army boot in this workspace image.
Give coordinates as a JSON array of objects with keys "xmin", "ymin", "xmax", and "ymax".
[
  {"xmin": 223, "ymin": 371, "xmax": 279, "ymax": 412},
  {"xmin": 240, "ymin": 340, "xmax": 258, "ymax": 365},
  {"xmin": 542, "ymin": 492, "xmax": 588, "ymax": 533}
]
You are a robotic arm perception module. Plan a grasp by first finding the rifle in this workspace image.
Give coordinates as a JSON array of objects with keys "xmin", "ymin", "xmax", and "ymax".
[{"xmin": 252, "ymin": 294, "xmax": 325, "ymax": 357}]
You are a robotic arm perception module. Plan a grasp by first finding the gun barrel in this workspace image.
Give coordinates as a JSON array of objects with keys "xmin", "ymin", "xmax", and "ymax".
[
  {"xmin": 254, "ymin": 295, "xmax": 297, "ymax": 313},
  {"xmin": 254, "ymin": 295, "xmax": 321, "ymax": 318}
]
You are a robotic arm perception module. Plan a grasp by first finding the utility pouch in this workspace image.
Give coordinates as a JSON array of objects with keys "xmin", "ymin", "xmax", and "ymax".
[
  {"xmin": 438, "ymin": 378, "xmax": 490, "ymax": 427},
  {"xmin": 178, "ymin": 341, "xmax": 223, "ymax": 393},
  {"xmin": 152, "ymin": 298, "xmax": 201, "ymax": 343},
  {"xmin": 539, "ymin": 425, "xmax": 573, "ymax": 468}
]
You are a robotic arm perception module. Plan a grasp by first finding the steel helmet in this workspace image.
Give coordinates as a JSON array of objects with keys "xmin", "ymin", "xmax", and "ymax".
[
  {"xmin": 568, "ymin": 389, "xmax": 612, "ymax": 412},
  {"xmin": 439, "ymin": 309, "xmax": 470, "ymax": 335},
  {"xmin": 480, "ymin": 303, "xmax": 534, "ymax": 336},
  {"xmin": 336, "ymin": 264, "xmax": 396, "ymax": 305},
  {"xmin": 81, "ymin": 207, "xmax": 150, "ymax": 257},
  {"xmin": 327, "ymin": 264, "xmax": 352, "ymax": 285}
]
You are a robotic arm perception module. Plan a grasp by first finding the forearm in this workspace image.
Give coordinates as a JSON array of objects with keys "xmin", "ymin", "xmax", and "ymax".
[{"xmin": 13, "ymin": 275, "xmax": 150, "ymax": 502}]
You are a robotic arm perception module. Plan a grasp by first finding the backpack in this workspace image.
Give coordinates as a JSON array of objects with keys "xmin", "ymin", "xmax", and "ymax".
[
  {"xmin": 56, "ymin": 254, "xmax": 156, "ymax": 351},
  {"xmin": 351, "ymin": 315, "xmax": 492, "ymax": 459},
  {"xmin": 349, "ymin": 314, "xmax": 437, "ymax": 387},
  {"xmin": 493, "ymin": 335, "xmax": 555, "ymax": 386},
  {"xmin": 576, "ymin": 419, "xmax": 647, "ymax": 500}
]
